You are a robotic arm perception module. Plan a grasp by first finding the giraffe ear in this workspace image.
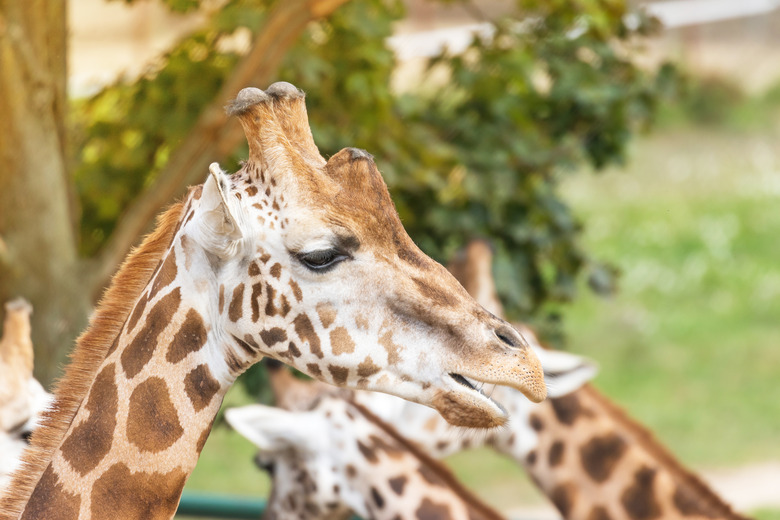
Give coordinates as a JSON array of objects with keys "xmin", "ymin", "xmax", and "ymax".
[
  {"xmin": 534, "ymin": 347, "xmax": 598, "ymax": 398},
  {"xmin": 225, "ymin": 404, "xmax": 320, "ymax": 452},
  {"xmin": 194, "ymin": 163, "xmax": 243, "ymax": 257}
]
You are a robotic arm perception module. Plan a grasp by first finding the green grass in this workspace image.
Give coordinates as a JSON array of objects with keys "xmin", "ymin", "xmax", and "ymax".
[
  {"xmin": 755, "ymin": 510, "xmax": 780, "ymax": 520},
  {"xmin": 559, "ymin": 125, "xmax": 780, "ymax": 467}
]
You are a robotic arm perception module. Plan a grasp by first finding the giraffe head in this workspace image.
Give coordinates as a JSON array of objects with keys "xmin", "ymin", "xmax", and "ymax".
[
  {"xmin": 183, "ymin": 82, "xmax": 545, "ymax": 427},
  {"xmin": 226, "ymin": 397, "xmax": 504, "ymax": 520},
  {"xmin": 0, "ymin": 299, "xmax": 52, "ymax": 488},
  {"xmin": 263, "ymin": 329, "xmax": 597, "ymax": 461}
]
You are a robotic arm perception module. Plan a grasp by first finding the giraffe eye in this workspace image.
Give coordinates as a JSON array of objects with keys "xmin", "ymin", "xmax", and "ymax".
[{"xmin": 297, "ymin": 249, "xmax": 349, "ymax": 272}]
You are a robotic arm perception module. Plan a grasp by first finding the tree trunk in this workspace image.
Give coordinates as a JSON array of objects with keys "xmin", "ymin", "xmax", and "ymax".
[
  {"xmin": 0, "ymin": 0, "xmax": 90, "ymax": 387},
  {"xmin": 0, "ymin": 0, "xmax": 350, "ymax": 387}
]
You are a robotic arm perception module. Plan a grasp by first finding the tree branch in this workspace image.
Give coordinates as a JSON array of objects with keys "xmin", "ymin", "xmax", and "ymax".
[{"xmin": 86, "ymin": 0, "xmax": 350, "ymax": 299}]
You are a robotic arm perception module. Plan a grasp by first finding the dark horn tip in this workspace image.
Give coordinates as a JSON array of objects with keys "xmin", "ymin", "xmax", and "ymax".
[
  {"xmin": 348, "ymin": 148, "xmax": 374, "ymax": 161},
  {"xmin": 266, "ymin": 81, "xmax": 305, "ymax": 100},
  {"xmin": 225, "ymin": 87, "xmax": 270, "ymax": 116}
]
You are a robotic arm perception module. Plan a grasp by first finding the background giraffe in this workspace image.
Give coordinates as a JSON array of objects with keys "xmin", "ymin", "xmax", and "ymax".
[
  {"xmin": 452, "ymin": 241, "xmax": 752, "ymax": 520},
  {"xmin": 265, "ymin": 240, "xmax": 751, "ymax": 520},
  {"xmin": 226, "ymin": 395, "xmax": 506, "ymax": 520},
  {"xmin": 0, "ymin": 299, "xmax": 52, "ymax": 490},
  {"xmin": 1, "ymin": 83, "xmax": 545, "ymax": 520}
]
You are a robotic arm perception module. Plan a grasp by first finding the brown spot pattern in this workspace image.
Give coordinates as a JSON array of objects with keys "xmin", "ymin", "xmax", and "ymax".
[
  {"xmin": 167, "ymin": 308, "xmax": 208, "ymax": 364},
  {"xmin": 122, "ymin": 288, "xmax": 181, "ymax": 379},
  {"xmin": 580, "ymin": 433, "xmax": 627, "ymax": 482},
  {"xmin": 621, "ymin": 467, "xmax": 661, "ymax": 520},
  {"xmin": 127, "ymin": 291, "xmax": 149, "ymax": 332},
  {"xmin": 389, "ymin": 475, "xmax": 407, "ymax": 495},
  {"xmin": 307, "ymin": 363, "xmax": 322, "ymax": 377},
  {"xmin": 289, "ymin": 279, "xmax": 303, "ymax": 302},
  {"xmin": 379, "ymin": 330, "xmax": 402, "ymax": 364},
  {"xmin": 260, "ymin": 327, "xmax": 288, "ymax": 347},
  {"xmin": 20, "ymin": 466, "xmax": 81, "ymax": 520},
  {"xmin": 330, "ymin": 327, "xmax": 355, "ymax": 355},
  {"xmin": 270, "ymin": 263, "xmax": 282, "ymax": 279},
  {"xmin": 219, "ymin": 284, "xmax": 225, "ymax": 314},
  {"xmin": 184, "ymin": 364, "xmax": 221, "ymax": 412},
  {"xmin": 294, "ymin": 313, "xmax": 322, "ymax": 358},
  {"xmin": 549, "ymin": 440, "xmax": 565, "ymax": 467},
  {"xmin": 328, "ymin": 364, "xmax": 349, "ymax": 385},
  {"xmin": 264, "ymin": 284, "xmax": 278, "ymax": 316},
  {"xmin": 370, "ymin": 487, "xmax": 385, "ymax": 509},
  {"xmin": 588, "ymin": 506, "xmax": 613, "ymax": 520},
  {"xmin": 150, "ymin": 249, "xmax": 178, "ymax": 296},
  {"xmin": 278, "ymin": 341, "xmax": 302, "ymax": 359},
  {"xmin": 529, "ymin": 413, "xmax": 544, "ymax": 431},
  {"xmin": 416, "ymin": 498, "xmax": 451, "ymax": 520},
  {"xmin": 357, "ymin": 356, "xmax": 381, "ymax": 378},
  {"xmin": 251, "ymin": 283, "xmax": 263, "ymax": 322},
  {"xmin": 316, "ymin": 302, "xmax": 337, "ymax": 328},
  {"xmin": 279, "ymin": 294, "xmax": 291, "ymax": 317},
  {"xmin": 248, "ymin": 262, "xmax": 261, "ymax": 277},
  {"xmin": 418, "ymin": 465, "xmax": 447, "ymax": 487},
  {"xmin": 551, "ymin": 483, "xmax": 577, "ymax": 517},
  {"xmin": 550, "ymin": 393, "xmax": 584, "ymax": 425},
  {"xmin": 60, "ymin": 363, "xmax": 118, "ymax": 475},
  {"xmin": 91, "ymin": 463, "xmax": 187, "ymax": 520},
  {"xmin": 526, "ymin": 450, "xmax": 538, "ymax": 466},
  {"xmin": 673, "ymin": 485, "xmax": 721, "ymax": 518},
  {"xmin": 357, "ymin": 440, "xmax": 378, "ymax": 463},
  {"xmin": 229, "ymin": 284, "xmax": 244, "ymax": 322},
  {"xmin": 127, "ymin": 377, "xmax": 184, "ymax": 452}
]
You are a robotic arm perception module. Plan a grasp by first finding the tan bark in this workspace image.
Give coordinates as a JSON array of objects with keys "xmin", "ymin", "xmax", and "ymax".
[
  {"xmin": 0, "ymin": 0, "xmax": 91, "ymax": 386},
  {"xmin": 0, "ymin": 0, "xmax": 349, "ymax": 385}
]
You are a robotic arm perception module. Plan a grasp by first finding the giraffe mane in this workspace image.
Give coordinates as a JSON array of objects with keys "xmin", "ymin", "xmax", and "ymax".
[
  {"xmin": 347, "ymin": 399, "xmax": 506, "ymax": 520},
  {"xmin": 0, "ymin": 194, "xmax": 190, "ymax": 520},
  {"xmin": 580, "ymin": 385, "xmax": 752, "ymax": 520}
]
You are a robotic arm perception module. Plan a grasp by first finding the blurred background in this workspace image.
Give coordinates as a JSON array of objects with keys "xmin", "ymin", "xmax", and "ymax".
[{"xmin": 2, "ymin": 0, "xmax": 779, "ymax": 518}]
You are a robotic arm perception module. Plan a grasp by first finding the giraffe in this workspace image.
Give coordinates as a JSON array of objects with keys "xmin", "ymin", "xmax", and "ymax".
[
  {"xmin": 1, "ymin": 83, "xmax": 547, "ymax": 520},
  {"xmin": 0, "ymin": 299, "xmax": 52, "ymax": 490},
  {"xmin": 448, "ymin": 241, "xmax": 753, "ymax": 520},
  {"xmin": 267, "ymin": 240, "xmax": 751, "ymax": 520},
  {"xmin": 226, "ymin": 395, "xmax": 506, "ymax": 520}
]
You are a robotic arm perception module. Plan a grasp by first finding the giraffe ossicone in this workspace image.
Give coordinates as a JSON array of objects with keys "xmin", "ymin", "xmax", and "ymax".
[
  {"xmin": 0, "ymin": 299, "xmax": 52, "ymax": 490},
  {"xmin": 2, "ymin": 82, "xmax": 545, "ymax": 520}
]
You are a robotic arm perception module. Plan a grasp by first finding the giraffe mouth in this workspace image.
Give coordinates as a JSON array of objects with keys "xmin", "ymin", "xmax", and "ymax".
[{"xmin": 448, "ymin": 373, "xmax": 506, "ymax": 413}]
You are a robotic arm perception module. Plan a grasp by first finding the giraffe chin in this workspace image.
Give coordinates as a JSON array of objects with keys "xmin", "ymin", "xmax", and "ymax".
[{"xmin": 431, "ymin": 378, "xmax": 508, "ymax": 429}]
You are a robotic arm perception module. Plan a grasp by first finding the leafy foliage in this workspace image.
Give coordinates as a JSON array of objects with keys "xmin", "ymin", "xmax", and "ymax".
[{"xmin": 72, "ymin": 0, "xmax": 674, "ymax": 393}]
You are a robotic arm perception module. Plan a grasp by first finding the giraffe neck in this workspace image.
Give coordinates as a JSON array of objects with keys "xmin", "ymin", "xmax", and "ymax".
[
  {"xmin": 496, "ymin": 385, "xmax": 748, "ymax": 520},
  {"xmin": 16, "ymin": 223, "xmax": 239, "ymax": 520},
  {"xmin": 347, "ymin": 401, "xmax": 504, "ymax": 520}
]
